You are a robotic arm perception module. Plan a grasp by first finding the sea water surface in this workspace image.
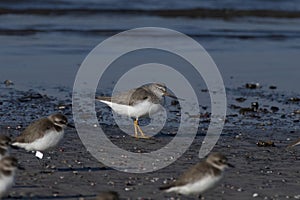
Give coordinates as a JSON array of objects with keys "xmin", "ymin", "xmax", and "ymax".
[{"xmin": 0, "ymin": 0, "xmax": 300, "ymax": 95}]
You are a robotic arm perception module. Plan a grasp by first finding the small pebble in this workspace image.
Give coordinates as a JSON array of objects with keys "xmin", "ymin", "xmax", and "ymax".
[
  {"xmin": 124, "ymin": 187, "xmax": 134, "ymax": 191},
  {"xmin": 57, "ymin": 105, "xmax": 66, "ymax": 110},
  {"xmin": 294, "ymin": 195, "xmax": 300, "ymax": 199},
  {"xmin": 4, "ymin": 80, "xmax": 13, "ymax": 86},
  {"xmin": 253, "ymin": 193, "xmax": 259, "ymax": 198},
  {"xmin": 245, "ymin": 83, "xmax": 260, "ymax": 89},
  {"xmin": 294, "ymin": 110, "xmax": 300, "ymax": 114},
  {"xmin": 289, "ymin": 97, "xmax": 300, "ymax": 102},
  {"xmin": 257, "ymin": 140, "xmax": 275, "ymax": 147},
  {"xmin": 270, "ymin": 106, "xmax": 279, "ymax": 113},
  {"xmin": 236, "ymin": 97, "xmax": 247, "ymax": 102},
  {"xmin": 90, "ymin": 182, "xmax": 96, "ymax": 186}
]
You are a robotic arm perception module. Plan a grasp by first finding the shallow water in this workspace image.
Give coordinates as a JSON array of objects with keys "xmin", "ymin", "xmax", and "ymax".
[{"xmin": 0, "ymin": 1, "xmax": 299, "ymax": 95}]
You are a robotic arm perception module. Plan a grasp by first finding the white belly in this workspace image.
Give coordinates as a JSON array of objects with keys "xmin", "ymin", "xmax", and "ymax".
[
  {"xmin": 166, "ymin": 175, "xmax": 222, "ymax": 196},
  {"xmin": 13, "ymin": 130, "xmax": 64, "ymax": 151},
  {"xmin": 0, "ymin": 174, "xmax": 14, "ymax": 197},
  {"xmin": 100, "ymin": 100, "xmax": 162, "ymax": 118}
]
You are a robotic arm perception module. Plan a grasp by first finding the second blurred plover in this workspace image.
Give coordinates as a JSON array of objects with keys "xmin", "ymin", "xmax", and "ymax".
[
  {"xmin": 95, "ymin": 191, "xmax": 119, "ymax": 200},
  {"xmin": 0, "ymin": 156, "xmax": 18, "ymax": 198},
  {"xmin": 160, "ymin": 152, "xmax": 233, "ymax": 198},
  {"xmin": 0, "ymin": 135, "xmax": 11, "ymax": 160}
]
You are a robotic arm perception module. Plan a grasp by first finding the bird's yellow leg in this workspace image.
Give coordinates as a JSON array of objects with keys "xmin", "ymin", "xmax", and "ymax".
[
  {"xmin": 133, "ymin": 119, "xmax": 139, "ymax": 138},
  {"xmin": 135, "ymin": 119, "xmax": 149, "ymax": 139}
]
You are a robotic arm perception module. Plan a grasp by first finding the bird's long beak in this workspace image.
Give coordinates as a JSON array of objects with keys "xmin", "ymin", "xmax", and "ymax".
[{"xmin": 164, "ymin": 92, "xmax": 185, "ymax": 101}]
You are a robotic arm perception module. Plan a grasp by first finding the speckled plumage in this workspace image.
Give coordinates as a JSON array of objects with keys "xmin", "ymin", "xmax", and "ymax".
[
  {"xmin": 160, "ymin": 153, "xmax": 233, "ymax": 196},
  {"xmin": 12, "ymin": 113, "xmax": 68, "ymax": 152},
  {"xmin": 0, "ymin": 156, "xmax": 18, "ymax": 198}
]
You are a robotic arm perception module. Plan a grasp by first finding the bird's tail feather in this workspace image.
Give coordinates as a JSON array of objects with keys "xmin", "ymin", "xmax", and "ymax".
[
  {"xmin": 10, "ymin": 141, "xmax": 21, "ymax": 149},
  {"xmin": 159, "ymin": 184, "xmax": 174, "ymax": 191}
]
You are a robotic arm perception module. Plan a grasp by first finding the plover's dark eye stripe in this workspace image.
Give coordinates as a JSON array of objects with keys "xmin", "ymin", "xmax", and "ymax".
[
  {"xmin": 55, "ymin": 120, "xmax": 66, "ymax": 124},
  {"xmin": 158, "ymin": 87, "xmax": 166, "ymax": 91}
]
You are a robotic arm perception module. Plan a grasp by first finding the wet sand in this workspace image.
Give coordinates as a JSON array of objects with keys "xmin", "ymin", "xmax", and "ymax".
[{"xmin": 1, "ymin": 85, "xmax": 300, "ymax": 200}]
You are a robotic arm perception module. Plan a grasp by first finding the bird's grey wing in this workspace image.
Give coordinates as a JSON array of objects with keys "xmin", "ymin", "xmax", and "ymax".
[
  {"xmin": 178, "ymin": 162, "xmax": 220, "ymax": 185},
  {"xmin": 96, "ymin": 89, "xmax": 137, "ymax": 106},
  {"xmin": 96, "ymin": 96, "xmax": 112, "ymax": 102},
  {"xmin": 96, "ymin": 85, "xmax": 158, "ymax": 106},
  {"xmin": 128, "ymin": 88, "xmax": 153, "ymax": 106},
  {"xmin": 14, "ymin": 118, "xmax": 55, "ymax": 143},
  {"xmin": 160, "ymin": 162, "xmax": 217, "ymax": 190}
]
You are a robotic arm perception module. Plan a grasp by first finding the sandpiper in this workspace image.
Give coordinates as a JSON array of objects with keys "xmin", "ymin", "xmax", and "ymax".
[
  {"xmin": 95, "ymin": 191, "xmax": 119, "ymax": 200},
  {"xmin": 160, "ymin": 152, "xmax": 233, "ymax": 198},
  {"xmin": 96, "ymin": 83, "xmax": 177, "ymax": 138},
  {"xmin": 11, "ymin": 113, "xmax": 68, "ymax": 159},
  {"xmin": 0, "ymin": 156, "xmax": 18, "ymax": 198},
  {"xmin": 0, "ymin": 135, "xmax": 11, "ymax": 160}
]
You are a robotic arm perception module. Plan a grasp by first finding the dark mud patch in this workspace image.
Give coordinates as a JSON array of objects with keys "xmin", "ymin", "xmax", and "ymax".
[{"xmin": 1, "ymin": 85, "xmax": 300, "ymax": 199}]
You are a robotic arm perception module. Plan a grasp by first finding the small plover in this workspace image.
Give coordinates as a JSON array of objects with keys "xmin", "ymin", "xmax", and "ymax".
[
  {"xmin": 95, "ymin": 191, "xmax": 119, "ymax": 200},
  {"xmin": 160, "ymin": 152, "xmax": 233, "ymax": 198},
  {"xmin": 0, "ymin": 156, "xmax": 18, "ymax": 198},
  {"xmin": 0, "ymin": 135, "xmax": 11, "ymax": 160},
  {"xmin": 11, "ymin": 113, "xmax": 68, "ymax": 159},
  {"xmin": 96, "ymin": 83, "xmax": 177, "ymax": 138}
]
